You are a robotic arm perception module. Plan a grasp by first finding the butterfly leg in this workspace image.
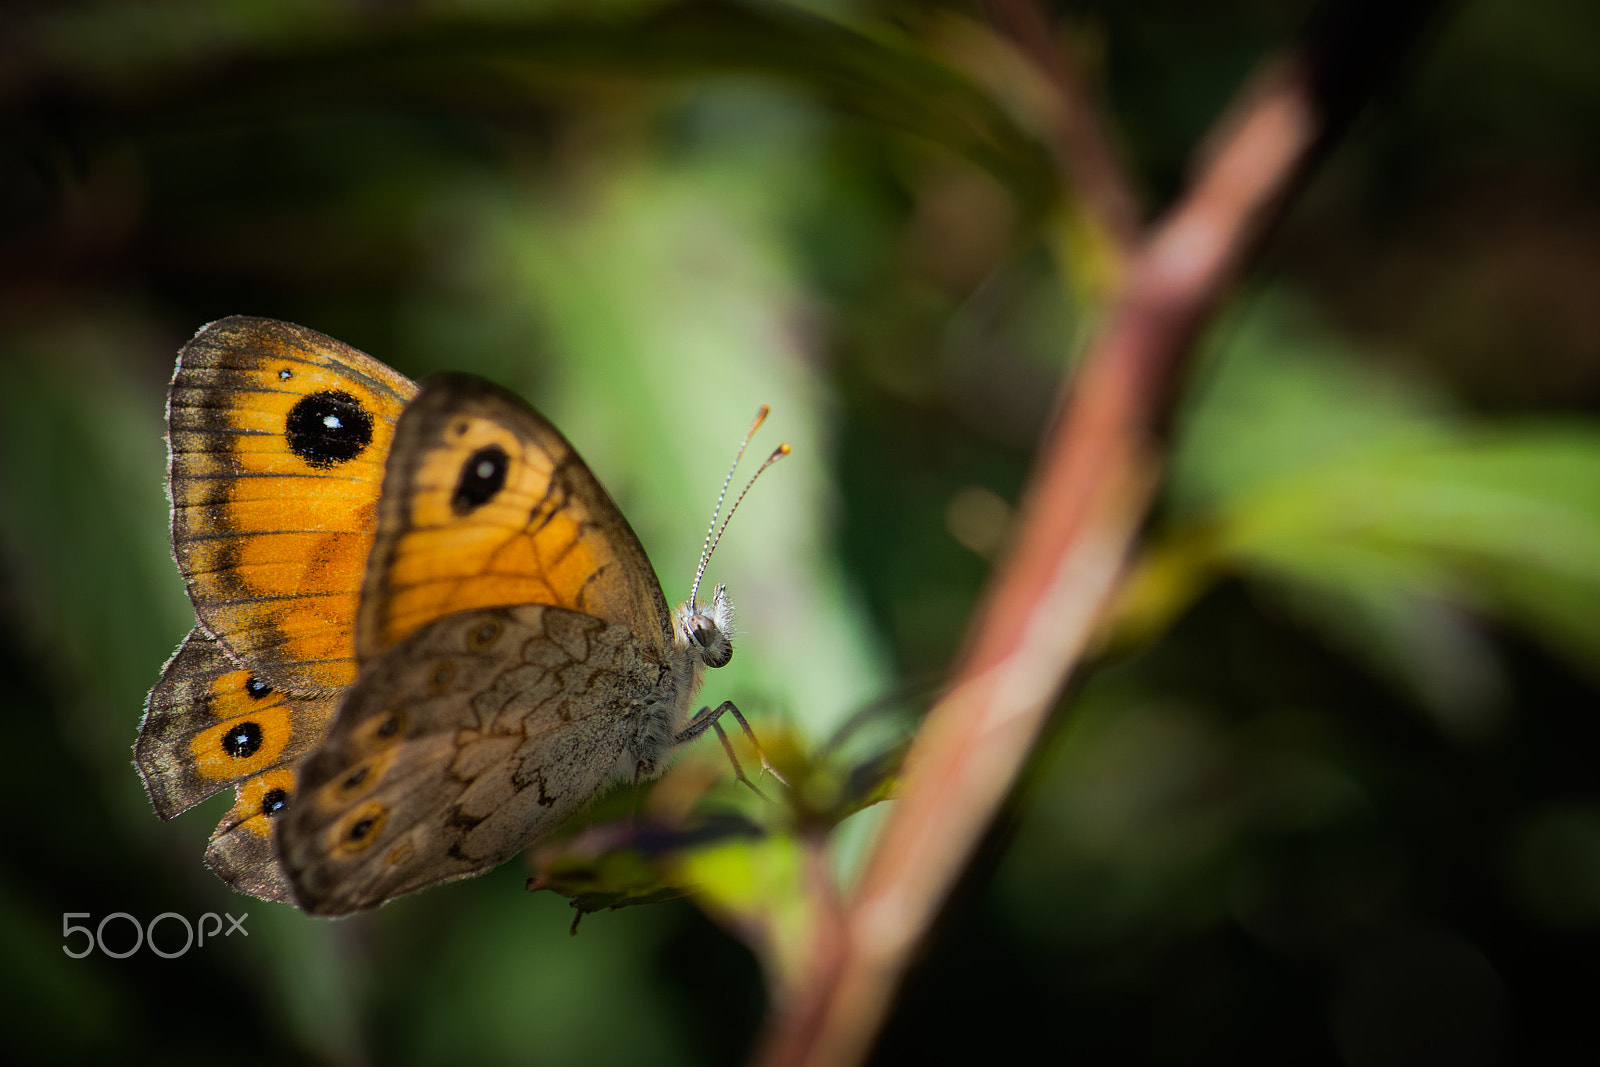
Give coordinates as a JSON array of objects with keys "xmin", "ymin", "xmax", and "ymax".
[
  {"xmin": 677, "ymin": 700, "xmax": 792, "ymax": 793},
  {"xmin": 720, "ymin": 702, "xmax": 793, "ymax": 791},
  {"xmin": 711, "ymin": 720, "xmax": 770, "ymax": 802}
]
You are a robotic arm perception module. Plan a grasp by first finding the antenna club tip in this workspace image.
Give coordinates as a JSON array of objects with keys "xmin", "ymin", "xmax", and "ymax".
[{"xmin": 777, "ymin": 443, "xmax": 792, "ymax": 456}]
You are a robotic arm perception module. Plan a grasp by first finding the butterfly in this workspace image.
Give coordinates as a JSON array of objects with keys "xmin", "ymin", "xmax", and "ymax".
[{"xmin": 136, "ymin": 316, "xmax": 779, "ymax": 915}]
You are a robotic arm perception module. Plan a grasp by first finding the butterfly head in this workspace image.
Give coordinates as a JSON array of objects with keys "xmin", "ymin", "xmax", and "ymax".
[{"xmin": 677, "ymin": 583, "xmax": 734, "ymax": 669}]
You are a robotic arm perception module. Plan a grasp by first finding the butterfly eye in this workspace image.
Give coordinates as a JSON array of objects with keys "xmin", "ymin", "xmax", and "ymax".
[{"xmin": 690, "ymin": 615, "xmax": 733, "ymax": 669}]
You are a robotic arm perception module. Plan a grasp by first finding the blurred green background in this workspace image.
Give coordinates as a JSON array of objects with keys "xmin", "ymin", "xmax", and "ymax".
[{"xmin": 3, "ymin": 0, "xmax": 1599, "ymax": 1064}]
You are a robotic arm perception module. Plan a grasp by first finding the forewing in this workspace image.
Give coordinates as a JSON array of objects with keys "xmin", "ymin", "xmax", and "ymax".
[
  {"xmin": 279, "ymin": 604, "xmax": 662, "ymax": 915},
  {"xmin": 357, "ymin": 374, "xmax": 671, "ymax": 665},
  {"xmin": 168, "ymin": 316, "xmax": 418, "ymax": 692}
]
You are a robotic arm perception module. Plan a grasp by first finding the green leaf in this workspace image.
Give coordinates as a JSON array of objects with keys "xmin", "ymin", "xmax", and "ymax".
[
  {"xmin": 524, "ymin": 710, "xmax": 904, "ymax": 985},
  {"xmin": 1122, "ymin": 293, "xmax": 1600, "ymax": 723}
]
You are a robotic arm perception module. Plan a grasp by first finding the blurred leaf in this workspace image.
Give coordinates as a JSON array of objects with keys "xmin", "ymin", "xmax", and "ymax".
[
  {"xmin": 1167, "ymin": 296, "xmax": 1454, "ymax": 515},
  {"xmin": 1219, "ymin": 428, "xmax": 1600, "ymax": 715},
  {"xmin": 15, "ymin": 1, "xmax": 1057, "ymax": 215},
  {"xmin": 672, "ymin": 833, "xmax": 816, "ymax": 995},
  {"xmin": 526, "ymin": 708, "xmax": 903, "ymax": 988},
  {"xmin": 528, "ymin": 817, "xmax": 761, "ymax": 927},
  {"xmin": 1115, "ymin": 294, "xmax": 1600, "ymax": 725}
]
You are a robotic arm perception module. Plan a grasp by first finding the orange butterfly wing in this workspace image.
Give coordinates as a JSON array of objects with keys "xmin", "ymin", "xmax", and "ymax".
[
  {"xmin": 355, "ymin": 373, "xmax": 673, "ymax": 665},
  {"xmin": 145, "ymin": 316, "xmax": 417, "ymax": 901},
  {"xmin": 168, "ymin": 316, "xmax": 418, "ymax": 693},
  {"xmin": 137, "ymin": 629, "xmax": 336, "ymax": 901}
]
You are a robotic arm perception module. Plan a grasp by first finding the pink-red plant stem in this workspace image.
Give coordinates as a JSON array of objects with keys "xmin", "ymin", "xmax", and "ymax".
[{"xmin": 753, "ymin": 0, "xmax": 1445, "ymax": 1062}]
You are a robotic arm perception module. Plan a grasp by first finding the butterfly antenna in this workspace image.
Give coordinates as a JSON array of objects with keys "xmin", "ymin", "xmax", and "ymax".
[
  {"xmin": 703, "ymin": 444, "xmax": 790, "ymax": 579},
  {"xmin": 689, "ymin": 406, "xmax": 789, "ymax": 609}
]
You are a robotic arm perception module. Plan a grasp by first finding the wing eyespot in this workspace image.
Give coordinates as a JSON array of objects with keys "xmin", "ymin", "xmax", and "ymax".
[
  {"xmin": 285, "ymin": 390, "xmax": 374, "ymax": 468},
  {"xmin": 428, "ymin": 659, "xmax": 457, "ymax": 693},
  {"xmin": 352, "ymin": 710, "xmax": 405, "ymax": 751},
  {"xmin": 221, "ymin": 721, "xmax": 263, "ymax": 758},
  {"xmin": 450, "ymin": 444, "xmax": 509, "ymax": 514},
  {"xmin": 468, "ymin": 618, "xmax": 504, "ymax": 651},
  {"xmin": 260, "ymin": 788, "xmax": 290, "ymax": 818},
  {"xmin": 319, "ymin": 746, "xmax": 398, "ymax": 809},
  {"xmin": 333, "ymin": 802, "xmax": 388, "ymax": 855}
]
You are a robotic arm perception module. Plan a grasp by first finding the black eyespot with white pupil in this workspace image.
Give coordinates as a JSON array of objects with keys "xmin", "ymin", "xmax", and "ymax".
[
  {"xmin": 244, "ymin": 675, "xmax": 270, "ymax": 699},
  {"xmin": 261, "ymin": 789, "xmax": 289, "ymax": 817},
  {"xmin": 222, "ymin": 721, "xmax": 263, "ymax": 758},
  {"xmin": 285, "ymin": 390, "xmax": 374, "ymax": 469},
  {"xmin": 451, "ymin": 444, "xmax": 508, "ymax": 514}
]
